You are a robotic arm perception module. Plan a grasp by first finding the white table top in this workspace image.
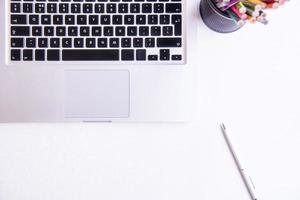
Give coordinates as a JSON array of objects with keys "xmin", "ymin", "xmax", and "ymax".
[{"xmin": 1, "ymin": 1, "xmax": 300, "ymax": 200}]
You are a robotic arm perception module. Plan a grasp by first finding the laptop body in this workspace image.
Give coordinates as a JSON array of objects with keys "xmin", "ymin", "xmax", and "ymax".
[{"xmin": 0, "ymin": 0, "xmax": 199, "ymax": 122}]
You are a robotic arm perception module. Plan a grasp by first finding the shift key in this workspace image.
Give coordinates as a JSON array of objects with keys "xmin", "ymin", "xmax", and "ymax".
[{"xmin": 157, "ymin": 38, "xmax": 182, "ymax": 48}]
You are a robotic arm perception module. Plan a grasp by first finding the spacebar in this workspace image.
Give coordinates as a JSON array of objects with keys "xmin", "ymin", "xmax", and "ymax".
[{"xmin": 62, "ymin": 50, "xmax": 119, "ymax": 61}]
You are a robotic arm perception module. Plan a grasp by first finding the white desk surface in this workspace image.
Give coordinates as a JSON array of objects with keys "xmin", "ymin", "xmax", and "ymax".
[{"xmin": 1, "ymin": 2, "xmax": 300, "ymax": 200}]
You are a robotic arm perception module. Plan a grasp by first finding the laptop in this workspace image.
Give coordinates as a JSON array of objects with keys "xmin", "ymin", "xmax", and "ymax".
[{"xmin": 0, "ymin": 0, "xmax": 199, "ymax": 122}]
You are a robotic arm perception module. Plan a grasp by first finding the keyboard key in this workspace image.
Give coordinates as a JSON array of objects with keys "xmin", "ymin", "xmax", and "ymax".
[
  {"xmin": 11, "ymin": 38, "xmax": 24, "ymax": 48},
  {"xmin": 157, "ymin": 38, "xmax": 182, "ymax": 47},
  {"xmin": 172, "ymin": 54, "xmax": 182, "ymax": 61},
  {"xmin": 11, "ymin": 26, "xmax": 30, "ymax": 36},
  {"xmin": 148, "ymin": 55, "xmax": 158, "ymax": 61},
  {"xmin": 26, "ymin": 38, "xmax": 36, "ymax": 48},
  {"xmin": 136, "ymin": 49, "xmax": 146, "ymax": 61},
  {"xmin": 62, "ymin": 50, "xmax": 119, "ymax": 61},
  {"xmin": 11, "ymin": 3, "xmax": 21, "ymax": 13},
  {"xmin": 35, "ymin": 49, "xmax": 45, "ymax": 61},
  {"xmin": 160, "ymin": 49, "xmax": 170, "ymax": 61},
  {"xmin": 172, "ymin": 15, "xmax": 182, "ymax": 36},
  {"xmin": 11, "ymin": 49, "xmax": 21, "ymax": 61},
  {"xmin": 121, "ymin": 49, "xmax": 134, "ymax": 61},
  {"xmin": 166, "ymin": 3, "xmax": 181, "ymax": 13},
  {"xmin": 74, "ymin": 38, "xmax": 84, "ymax": 48},
  {"xmin": 23, "ymin": 49, "xmax": 33, "ymax": 61},
  {"xmin": 11, "ymin": 15, "xmax": 27, "ymax": 24},
  {"xmin": 47, "ymin": 50, "xmax": 60, "ymax": 61}
]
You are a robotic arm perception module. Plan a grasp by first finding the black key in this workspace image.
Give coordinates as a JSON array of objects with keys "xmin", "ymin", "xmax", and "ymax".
[
  {"xmin": 59, "ymin": 3, "xmax": 69, "ymax": 13},
  {"xmin": 127, "ymin": 26, "xmax": 137, "ymax": 36},
  {"xmin": 133, "ymin": 38, "xmax": 143, "ymax": 48},
  {"xmin": 113, "ymin": 15, "xmax": 122, "ymax": 25},
  {"xmin": 62, "ymin": 50, "xmax": 119, "ymax": 61},
  {"xmin": 101, "ymin": 15, "xmax": 110, "ymax": 25},
  {"xmin": 71, "ymin": 3, "xmax": 81, "ymax": 13},
  {"xmin": 23, "ymin": 49, "xmax": 33, "ymax": 61},
  {"xmin": 56, "ymin": 26, "xmax": 66, "ymax": 36},
  {"xmin": 47, "ymin": 3, "xmax": 57, "ymax": 13},
  {"xmin": 157, "ymin": 38, "xmax": 182, "ymax": 47},
  {"xmin": 74, "ymin": 38, "xmax": 84, "ymax": 48},
  {"xmin": 41, "ymin": 15, "xmax": 51, "ymax": 24},
  {"xmin": 53, "ymin": 15, "xmax": 63, "ymax": 24},
  {"xmin": 136, "ymin": 15, "xmax": 146, "ymax": 24},
  {"xmin": 65, "ymin": 15, "xmax": 75, "ymax": 25},
  {"xmin": 50, "ymin": 38, "xmax": 60, "ymax": 48},
  {"xmin": 35, "ymin": 50, "xmax": 45, "ymax": 61},
  {"xmin": 124, "ymin": 15, "xmax": 134, "ymax": 24},
  {"xmin": 151, "ymin": 26, "xmax": 161, "ymax": 36},
  {"xmin": 118, "ymin": 3, "xmax": 128, "ymax": 13},
  {"xmin": 166, "ymin": 3, "xmax": 181, "ymax": 13},
  {"xmin": 47, "ymin": 50, "xmax": 60, "ymax": 61},
  {"xmin": 11, "ymin": 38, "xmax": 24, "ymax": 48},
  {"xmin": 136, "ymin": 49, "xmax": 146, "ymax": 61},
  {"xmin": 11, "ymin": 15, "xmax": 27, "ymax": 24},
  {"xmin": 68, "ymin": 26, "xmax": 78, "ymax": 36},
  {"xmin": 163, "ymin": 26, "xmax": 173, "ymax": 36},
  {"xmin": 142, "ymin": 3, "xmax": 152, "ymax": 13},
  {"xmin": 29, "ymin": 15, "xmax": 39, "ymax": 24},
  {"xmin": 89, "ymin": 15, "xmax": 98, "ymax": 24},
  {"xmin": 106, "ymin": 3, "xmax": 116, "ymax": 13},
  {"xmin": 11, "ymin": 3, "xmax": 21, "ymax": 13},
  {"xmin": 35, "ymin": 3, "xmax": 45, "ymax": 13},
  {"xmin": 86, "ymin": 38, "xmax": 96, "ymax": 48},
  {"xmin": 109, "ymin": 38, "xmax": 119, "ymax": 48},
  {"xmin": 32, "ymin": 26, "xmax": 42, "ymax": 36},
  {"xmin": 38, "ymin": 38, "xmax": 48, "ymax": 48},
  {"xmin": 160, "ymin": 49, "xmax": 170, "ymax": 61},
  {"xmin": 80, "ymin": 26, "xmax": 90, "ymax": 36},
  {"xmin": 77, "ymin": 15, "xmax": 87, "ymax": 24},
  {"xmin": 23, "ymin": 3, "xmax": 33, "ymax": 13},
  {"xmin": 145, "ymin": 38, "xmax": 155, "ymax": 47},
  {"xmin": 62, "ymin": 38, "xmax": 72, "ymax": 48},
  {"xmin": 103, "ymin": 26, "xmax": 113, "ymax": 36},
  {"xmin": 11, "ymin": 49, "xmax": 21, "ymax": 61},
  {"xmin": 130, "ymin": 4, "xmax": 140, "ymax": 13},
  {"xmin": 172, "ymin": 15, "xmax": 182, "ymax": 36},
  {"xmin": 160, "ymin": 15, "xmax": 170, "ymax": 24},
  {"xmin": 94, "ymin": 3, "xmax": 104, "ymax": 13},
  {"xmin": 92, "ymin": 26, "xmax": 102, "ymax": 36},
  {"xmin": 83, "ymin": 3, "xmax": 93, "ymax": 13},
  {"xmin": 121, "ymin": 49, "xmax": 134, "ymax": 61},
  {"xmin": 26, "ymin": 38, "xmax": 36, "ymax": 47},
  {"xmin": 121, "ymin": 38, "xmax": 131, "ymax": 48},
  {"xmin": 115, "ymin": 26, "xmax": 125, "ymax": 36},
  {"xmin": 148, "ymin": 55, "xmax": 158, "ymax": 61},
  {"xmin": 139, "ymin": 26, "xmax": 149, "ymax": 36},
  {"xmin": 148, "ymin": 15, "xmax": 158, "ymax": 25},
  {"xmin": 154, "ymin": 3, "xmax": 164, "ymax": 13},
  {"xmin": 11, "ymin": 26, "xmax": 29, "ymax": 36},
  {"xmin": 44, "ymin": 26, "xmax": 54, "ymax": 36},
  {"xmin": 98, "ymin": 38, "xmax": 107, "ymax": 48},
  {"xmin": 172, "ymin": 55, "xmax": 182, "ymax": 61}
]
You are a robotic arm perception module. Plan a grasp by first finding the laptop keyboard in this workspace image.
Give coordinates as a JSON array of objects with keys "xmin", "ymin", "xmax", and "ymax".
[{"xmin": 9, "ymin": 0, "xmax": 184, "ymax": 63}]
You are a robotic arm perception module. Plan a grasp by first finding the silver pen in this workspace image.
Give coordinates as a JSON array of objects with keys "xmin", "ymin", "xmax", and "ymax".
[{"xmin": 220, "ymin": 123, "xmax": 259, "ymax": 200}]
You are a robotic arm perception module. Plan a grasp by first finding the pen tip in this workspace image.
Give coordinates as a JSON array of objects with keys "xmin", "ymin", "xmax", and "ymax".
[{"xmin": 220, "ymin": 123, "xmax": 226, "ymax": 131}]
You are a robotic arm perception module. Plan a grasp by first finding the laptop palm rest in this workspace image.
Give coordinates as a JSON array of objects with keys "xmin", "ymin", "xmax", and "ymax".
[{"xmin": 64, "ymin": 70, "xmax": 130, "ymax": 119}]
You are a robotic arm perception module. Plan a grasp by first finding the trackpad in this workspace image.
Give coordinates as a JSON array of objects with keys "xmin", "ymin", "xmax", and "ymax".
[{"xmin": 64, "ymin": 70, "xmax": 130, "ymax": 118}]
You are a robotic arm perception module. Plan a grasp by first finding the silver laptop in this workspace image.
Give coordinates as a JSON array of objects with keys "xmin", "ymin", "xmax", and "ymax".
[{"xmin": 0, "ymin": 0, "xmax": 199, "ymax": 122}]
